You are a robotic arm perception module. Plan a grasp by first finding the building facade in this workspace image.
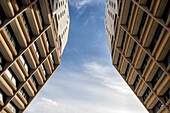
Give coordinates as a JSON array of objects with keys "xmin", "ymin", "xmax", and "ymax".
[
  {"xmin": 0, "ymin": 0, "xmax": 70, "ymax": 112},
  {"xmin": 105, "ymin": 0, "xmax": 169, "ymax": 113}
]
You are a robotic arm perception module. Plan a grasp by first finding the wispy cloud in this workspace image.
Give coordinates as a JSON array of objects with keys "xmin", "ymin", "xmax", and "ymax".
[
  {"xmin": 37, "ymin": 98, "xmax": 58, "ymax": 106},
  {"xmin": 25, "ymin": 61, "xmax": 147, "ymax": 113},
  {"xmin": 69, "ymin": 0, "xmax": 105, "ymax": 10}
]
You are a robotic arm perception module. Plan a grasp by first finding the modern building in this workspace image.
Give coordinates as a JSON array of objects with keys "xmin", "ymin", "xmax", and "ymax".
[
  {"xmin": 105, "ymin": 0, "xmax": 169, "ymax": 113},
  {"xmin": 0, "ymin": 0, "xmax": 70, "ymax": 112}
]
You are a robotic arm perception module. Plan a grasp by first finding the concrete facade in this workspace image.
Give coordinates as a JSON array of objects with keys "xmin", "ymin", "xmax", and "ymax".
[
  {"xmin": 0, "ymin": 0, "xmax": 70, "ymax": 112},
  {"xmin": 105, "ymin": 0, "xmax": 170, "ymax": 113}
]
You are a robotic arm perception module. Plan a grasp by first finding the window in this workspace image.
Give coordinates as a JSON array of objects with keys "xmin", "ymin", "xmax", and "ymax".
[
  {"xmin": 137, "ymin": 12, "xmax": 147, "ymax": 39},
  {"xmin": 114, "ymin": 14, "xmax": 117, "ymax": 26},
  {"xmin": 20, "ymin": 88, "xmax": 29, "ymax": 102},
  {"xmin": 133, "ymin": 75, "xmax": 140, "ymax": 89},
  {"xmin": 143, "ymin": 87, "xmax": 151, "ymax": 102},
  {"xmin": 7, "ymin": 103, "xmax": 17, "ymax": 113},
  {"xmin": 5, "ymin": 26, "xmax": 20, "ymax": 52},
  {"xmin": 41, "ymin": 64, "xmax": 46, "ymax": 76},
  {"xmin": 117, "ymin": 53, "xmax": 121, "ymax": 66},
  {"xmin": 114, "ymin": 3, "xmax": 116, "ymax": 9},
  {"xmin": 125, "ymin": 64, "xmax": 130, "ymax": 77},
  {"xmin": 0, "ymin": 90, "xmax": 3, "ymax": 102},
  {"xmin": 152, "ymin": 68, "xmax": 163, "ymax": 87},
  {"xmin": 126, "ymin": 1, "xmax": 133, "ymax": 27},
  {"xmin": 162, "ymin": 0, "xmax": 170, "ymax": 23},
  {"xmin": 152, "ymin": 101, "xmax": 162, "ymax": 113},
  {"xmin": 20, "ymin": 55, "xmax": 29, "ymax": 72},
  {"xmin": 44, "ymin": 32, "xmax": 50, "ymax": 51},
  {"xmin": 30, "ymin": 76, "xmax": 38, "ymax": 89},
  {"xmin": 5, "ymin": 69, "xmax": 17, "ymax": 86},
  {"xmin": 22, "ymin": 13, "xmax": 33, "ymax": 37},
  {"xmin": 131, "ymin": 42, "xmax": 137, "ymax": 61},
  {"xmin": 149, "ymin": 24, "xmax": 163, "ymax": 52},
  {"xmin": 50, "ymin": 54, "xmax": 54, "ymax": 65},
  {"xmin": 35, "ymin": 2, "xmax": 45, "ymax": 27},
  {"xmin": 164, "ymin": 88, "xmax": 170, "ymax": 103},
  {"xmin": 121, "ymin": 31, "xmax": 126, "ymax": 49},
  {"xmin": 164, "ymin": 51, "xmax": 170, "ymax": 68},
  {"xmin": 15, "ymin": 0, "xmax": 23, "ymax": 9},
  {"xmin": 33, "ymin": 43, "xmax": 40, "ymax": 59},
  {"xmin": 118, "ymin": 0, "xmax": 122, "ymax": 16},
  {"xmin": 146, "ymin": 0, "xmax": 152, "ymax": 9},
  {"xmin": 0, "ymin": 52, "xmax": 5, "ymax": 71},
  {"xmin": 0, "ymin": 5, "xmax": 6, "ymax": 25},
  {"xmin": 141, "ymin": 54, "xmax": 149, "ymax": 74}
]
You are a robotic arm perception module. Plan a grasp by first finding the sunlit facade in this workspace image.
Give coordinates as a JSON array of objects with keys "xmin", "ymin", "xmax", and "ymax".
[
  {"xmin": 0, "ymin": 0, "xmax": 69, "ymax": 112},
  {"xmin": 105, "ymin": 0, "xmax": 170, "ymax": 113}
]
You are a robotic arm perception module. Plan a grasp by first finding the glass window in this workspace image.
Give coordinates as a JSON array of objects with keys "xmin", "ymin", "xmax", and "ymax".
[
  {"xmin": 164, "ymin": 51, "xmax": 170, "ymax": 68},
  {"xmin": 31, "ymin": 76, "xmax": 38, "ymax": 89},
  {"xmin": 0, "ymin": 5, "xmax": 6, "ymax": 25},
  {"xmin": 50, "ymin": 54, "xmax": 54, "ymax": 65},
  {"xmin": 143, "ymin": 87, "xmax": 151, "ymax": 102},
  {"xmin": 131, "ymin": 42, "xmax": 137, "ymax": 61},
  {"xmin": 5, "ymin": 69, "xmax": 16, "ymax": 86},
  {"xmin": 5, "ymin": 26, "xmax": 20, "ymax": 52},
  {"xmin": 21, "ymin": 13, "xmax": 33, "ymax": 37},
  {"xmin": 134, "ymin": 75, "xmax": 140, "ymax": 89},
  {"xmin": 7, "ymin": 103, "xmax": 17, "ymax": 113},
  {"xmin": 152, "ymin": 101, "xmax": 162, "ymax": 113},
  {"xmin": 152, "ymin": 68, "xmax": 163, "ymax": 87},
  {"xmin": 149, "ymin": 24, "xmax": 163, "ymax": 52},
  {"xmin": 0, "ymin": 90, "xmax": 3, "ymax": 102},
  {"xmin": 20, "ymin": 55, "xmax": 29, "ymax": 72},
  {"xmin": 121, "ymin": 31, "xmax": 126, "ymax": 49},
  {"xmin": 125, "ymin": 63, "xmax": 130, "ymax": 77},
  {"xmin": 126, "ymin": 1, "xmax": 133, "ymax": 27},
  {"xmin": 164, "ymin": 88, "xmax": 170, "ymax": 102},
  {"xmin": 162, "ymin": 0, "xmax": 170, "ymax": 23},
  {"xmin": 137, "ymin": 12, "xmax": 147, "ymax": 39},
  {"xmin": 44, "ymin": 32, "xmax": 50, "ymax": 50},
  {"xmin": 19, "ymin": 88, "xmax": 29, "ymax": 101},
  {"xmin": 146, "ymin": 0, "xmax": 152, "ymax": 9},
  {"xmin": 117, "ymin": 53, "xmax": 121, "ymax": 66},
  {"xmin": 0, "ymin": 53, "xmax": 5, "ymax": 71},
  {"xmin": 33, "ymin": 43, "xmax": 40, "ymax": 59},
  {"xmin": 141, "ymin": 54, "xmax": 149, "ymax": 73},
  {"xmin": 41, "ymin": 64, "xmax": 46, "ymax": 76}
]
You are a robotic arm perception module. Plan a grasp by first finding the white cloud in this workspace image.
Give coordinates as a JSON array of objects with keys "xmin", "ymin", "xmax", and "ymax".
[
  {"xmin": 37, "ymin": 98, "xmax": 58, "ymax": 106},
  {"xmin": 83, "ymin": 61, "xmax": 131, "ymax": 94},
  {"xmin": 25, "ymin": 61, "xmax": 148, "ymax": 113},
  {"xmin": 69, "ymin": 0, "xmax": 105, "ymax": 10}
]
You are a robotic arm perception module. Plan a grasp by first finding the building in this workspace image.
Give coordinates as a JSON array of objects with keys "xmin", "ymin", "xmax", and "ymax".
[
  {"xmin": 0, "ymin": 0, "xmax": 70, "ymax": 112},
  {"xmin": 105, "ymin": 0, "xmax": 170, "ymax": 113}
]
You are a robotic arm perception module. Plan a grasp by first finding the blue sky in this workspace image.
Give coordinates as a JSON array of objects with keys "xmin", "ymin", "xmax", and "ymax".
[{"xmin": 25, "ymin": 0, "xmax": 148, "ymax": 113}]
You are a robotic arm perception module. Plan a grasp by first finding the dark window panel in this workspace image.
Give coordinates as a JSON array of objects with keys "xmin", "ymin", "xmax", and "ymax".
[
  {"xmin": 126, "ymin": 1, "xmax": 133, "ymax": 27},
  {"xmin": 149, "ymin": 24, "xmax": 163, "ymax": 52},
  {"xmin": 152, "ymin": 101, "xmax": 162, "ymax": 113},
  {"xmin": 137, "ymin": 12, "xmax": 147, "ymax": 39},
  {"xmin": 152, "ymin": 68, "xmax": 163, "ymax": 87},
  {"xmin": 141, "ymin": 54, "xmax": 149, "ymax": 73},
  {"xmin": 143, "ymin": 87, "xmax": 151, "ymax": 102}
]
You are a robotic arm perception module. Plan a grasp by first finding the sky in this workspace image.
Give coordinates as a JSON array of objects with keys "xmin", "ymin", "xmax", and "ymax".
[{"xmin": 25, "ymin": 0, "xmax": 148, "ymax": 113}]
